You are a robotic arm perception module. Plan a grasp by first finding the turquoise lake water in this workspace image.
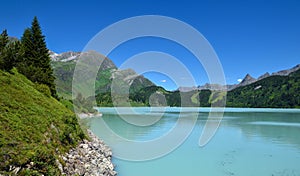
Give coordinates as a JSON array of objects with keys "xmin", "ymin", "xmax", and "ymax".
[{"xmin": 88, "ymin": 108, "xmax": 300, "ymax": 176}]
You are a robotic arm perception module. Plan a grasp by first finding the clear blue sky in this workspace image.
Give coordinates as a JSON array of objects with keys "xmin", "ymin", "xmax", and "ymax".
[{"xmin": 1, "ymin": 0, "xmax": 300, "ymax": 90}]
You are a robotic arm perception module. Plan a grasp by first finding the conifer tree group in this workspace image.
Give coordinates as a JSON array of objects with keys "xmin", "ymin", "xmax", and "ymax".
[{"xmin": 0, "ymin": 17, "xmax": 57, "ymax": 97}]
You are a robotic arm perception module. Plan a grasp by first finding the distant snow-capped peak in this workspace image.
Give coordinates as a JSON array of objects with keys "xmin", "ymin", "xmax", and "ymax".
[{"xmin": 49, "ymin": 51, "xmax": 81, "ymax": 62}]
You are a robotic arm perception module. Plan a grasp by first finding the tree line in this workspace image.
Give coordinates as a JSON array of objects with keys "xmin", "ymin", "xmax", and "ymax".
[
  {"xmin": 95, "ymin": 71, "xmax": 300, "ymax": 108},
  {"xmin": 0, "ymin": 17, "xmax": 57, "ymax": 97}
]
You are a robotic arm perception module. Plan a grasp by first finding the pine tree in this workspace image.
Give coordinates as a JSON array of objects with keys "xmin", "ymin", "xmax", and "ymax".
[
  {"xmin": 0, "ymin": 29, "xmax": 8, "ymax": 52},
  {"xmin": 0, "ymin": 30, "xmax": 23, "ymax": 71},
  {"xmin": 0, "ymin": 29, "xmax": 9, "ymax": 70},
  {"xmin": 3, "ymin": 41, "xmax": 22, "ymax": 71},
  {"xmin": 31, "ymin": 16, "xmax": 51, "ymax": 69},
  {"xmin": 20, "ymin": 17, "xmax": 57, "ymax": 97},
  {"xmin": 20, "ymin": 28, "xmax": 34, "ymax": 64}
]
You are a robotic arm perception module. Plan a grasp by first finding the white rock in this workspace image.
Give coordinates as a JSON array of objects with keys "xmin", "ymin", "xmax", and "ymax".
[
  {"xmin": 81, "ymin": 144, "xmax": 89, "ymax": 149},
  {"xmin": 84, "ymin": 164, "xmax": 90, "ymax": 169},
  {"xmin": 12, "ymin": 167, "xmax": 21, "ymax": 175}
]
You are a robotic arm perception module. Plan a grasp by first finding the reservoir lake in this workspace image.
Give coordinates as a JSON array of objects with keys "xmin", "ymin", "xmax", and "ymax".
[{"xmin": 87, "ymin": 108, "xmax": 300, "ymax": 176}]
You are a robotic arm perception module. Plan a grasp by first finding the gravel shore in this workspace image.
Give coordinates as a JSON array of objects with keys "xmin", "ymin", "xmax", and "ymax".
[{"xmin": 61, "ymin": 130, "xmax": 117, "ymax": 176}]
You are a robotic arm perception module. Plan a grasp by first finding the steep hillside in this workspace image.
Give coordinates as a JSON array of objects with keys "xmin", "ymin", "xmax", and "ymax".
[
  {"xmin": 52, "ymin": 51, "xmax": 154, "ymax": 100},
  {"xmin": 0, "ymin": 69, "xmax": 85, "ymax": 175},
  {"xmin": 52, "ymin": 51, "xmax": 117, "ymax": 99}
]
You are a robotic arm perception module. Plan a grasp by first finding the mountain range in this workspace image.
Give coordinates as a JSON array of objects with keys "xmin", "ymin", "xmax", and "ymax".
[
  {"xmin": 50, "ymin": 50, "xmax": 300, "ymax": 108},
  {"xmin": 51, "ymin": 50, "xmax": 154, "ymax": 100},
  {"xmin": 179, "ymin": 64, "xmax": 300, "ymax": 92}
]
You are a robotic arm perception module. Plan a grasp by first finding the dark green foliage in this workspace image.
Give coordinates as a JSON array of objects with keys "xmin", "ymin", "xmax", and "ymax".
[
  {"xmin": 165, "ymin": 90, "xmax": 181, "ymax": 106},
  {"xmin": 0, "ymin": 69, "xmax": 85, "ymax": 175},
  {"xmin": 0, "ymin": 40, "xmax": 23, "ymax": 71},
  {"xmin": 95, "ymin": 69, "xmax": 300, "ymax": 108},
  {"xmin": 0, "ymin": 30, "xmax": 23, "ymax": 71},
  {"xmin": 129, "ymin": 86, "xmax": 166, "ymax": 105},
  {"xmin": 96, "ymin": 91, "xmax": 114, "ymax": 107},
  {"xmin": 198, "ymin": 90, "xmax": 212, "ymax": 107},
  {"xmin": 18, "ymin": 17, "xmax": 57, "ymax": 98},
  {"xmin": 0, "ymin": 29, "xmax": 8, "ymax": 51},
  {"xmin": 97, "ymin": 86, "xmax": 213, "ymax": 107},
  {"xmin": 226, "ymin": 69, "xmax": 300, "ymax": 108},
  {"xmin": 20, "ymin": 28, "xmax": 33, "ymax": 64},
  {"xmin": 98, "ymin": 85, "xmax": 208, "ymax": 107},
  {"xmin": 117, "ymin": 86, "xmax": 208, "ymax": 107}
]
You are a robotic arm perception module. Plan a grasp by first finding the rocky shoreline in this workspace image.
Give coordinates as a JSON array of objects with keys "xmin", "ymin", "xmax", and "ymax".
[
  {"xmin": 60, "ymin": 130, "xmax": 117, "ymax": 176},
  {"xmin": 78, "ymin": 112, "xmax": 103, "ymax": 119}
]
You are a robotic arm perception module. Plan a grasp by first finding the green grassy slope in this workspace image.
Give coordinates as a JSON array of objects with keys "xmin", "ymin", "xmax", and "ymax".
[
  {"xmin": 0, "ymin": 69, "xmax": 85, "ymax": 175},
  {"xmin": 52, "ymin": 60, "xmax": 116, "ymax": 100},
  {"xmin": 52, "ymin": 61, "xmax": 76, "ymax": 99}
]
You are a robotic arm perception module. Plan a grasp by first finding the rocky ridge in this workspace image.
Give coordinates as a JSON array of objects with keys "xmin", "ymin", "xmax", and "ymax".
[
  {"xmin": 193, "ymin": 64, "xmax": 300, "ymax": 91},
  {"xmin": 50, "ymin": 51, "xmax": 117, "ymax": 70},
  {"xmin": 272, "ymin": 64, "xmax": 300, "ymax": 76},
  {"xmin": 50, "ymin": 51, "xmax": 81, "ymax": 62},
  {"xmin": 258, "ymin": 72, "xmax": 270, "ymax": 80},
  {"xmin": 238, "ymin": 74, "xmax": 257, "ymax": 87}
]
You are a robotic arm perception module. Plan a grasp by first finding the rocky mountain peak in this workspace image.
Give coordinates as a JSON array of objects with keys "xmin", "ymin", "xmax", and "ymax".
[
  {"xmin": 178, "ymin": 86, "xmax": 198, "ymax": 92},
  {"xmin": 258, "ymin": 72, "xmax": 270, "ymax": 80},
  {"xmin": 197, "ymin": 83, "xmax": 228, "ymax": 91},
  {"xmin": 50, "ymin": 51, "xmax": 81, "ymax": 62},
  {"xmin": 50, "ymin": 50, "xmax": 117, "ymax": 70},
  {"xmin": 110, "ymin": 68, "xmax": 154, "ymax": 87},
  {"xmin": 239, "ymin": 74, "xmax": 256, "ymax": 86}
]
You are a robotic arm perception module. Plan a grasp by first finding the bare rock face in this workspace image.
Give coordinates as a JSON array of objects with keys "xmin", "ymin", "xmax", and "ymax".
[
  {"xmin": 61, "ymin": 130, "xmax": 117, "ymax": 176},
  {"xmin": 238, "ymin": 74, "xmax": 257, "ymax": 87},
  {"xmin": 110, "ymin": 68, "xmax": 154, "ymax": 93},
  {"xmin": 271, "ymin": 64, "xmax": 300, "ymax": 76},
  {"xmin": 197, "ymin": 83, "xmax": 228, "ymax": 91},
  {"xmin": 258, "ymin": 72, "xmax": 270, "ymax": 80},
  {"xmin": 50, "ymin": 51, "xmax": 81, "ymax": 62},
  {"xmin": 50, "ymin": 50, "xmax": 117, "ymax": 70}
]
